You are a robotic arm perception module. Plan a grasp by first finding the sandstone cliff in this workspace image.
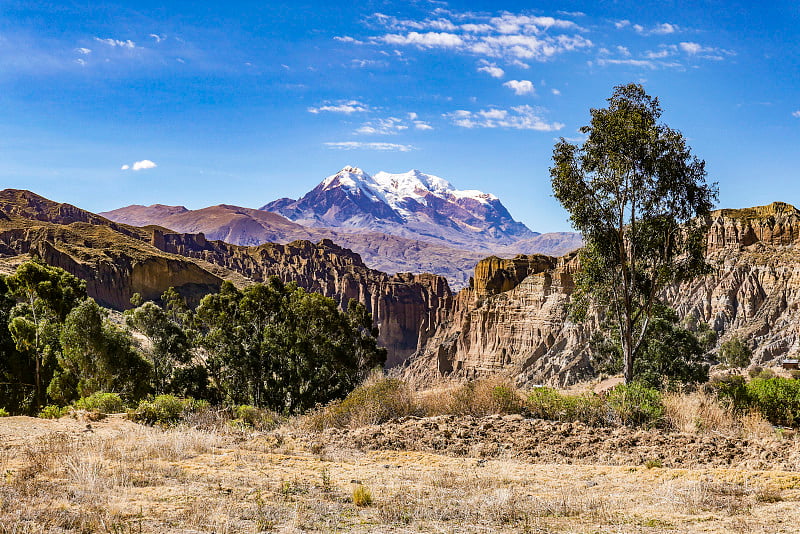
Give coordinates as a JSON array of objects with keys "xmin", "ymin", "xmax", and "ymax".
[
  {"xmin": 407, "ymin": 202, "xmax": 800, "ymax": 386},
  {"xmin": 0, "ymin": 190, "xmax": 452, "ymax": 366},
  {"xmin": 149, "ymin": 230, "xmax": 452, "ymax": 365}
]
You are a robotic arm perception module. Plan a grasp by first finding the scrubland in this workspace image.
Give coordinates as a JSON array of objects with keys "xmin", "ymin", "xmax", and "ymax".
[{"xmin": 2, "ymin": 376, "xmax": 800, "ymax": 533}]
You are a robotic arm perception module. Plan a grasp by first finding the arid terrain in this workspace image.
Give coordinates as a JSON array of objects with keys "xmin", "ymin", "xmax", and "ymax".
[{"xmin": 2, "ymin": 409, "xmax": 800, "ymax": 534}]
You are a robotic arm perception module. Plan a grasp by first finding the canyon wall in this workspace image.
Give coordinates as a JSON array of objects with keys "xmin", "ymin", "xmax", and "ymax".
[{"xmin": 408, "ymin": 202, "xmax": 800, "ymax": 386}]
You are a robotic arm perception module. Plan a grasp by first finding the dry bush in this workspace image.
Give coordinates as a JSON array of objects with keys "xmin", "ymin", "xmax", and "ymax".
[
  {"xmin": 664, "ymin": 478, "xmax": 752, "ymax": 515},
  {"xmin": 664, "ymin": 390, "xmax": 775, "ymax": 439},
  {"xmin": 418, "ymin": 377, "xmax": 526, "ymax": 417},
  {"xmin": 305, "ymin": 373, "xmax": 418, "ymax": 430},
  {"xmin": 663, "ymin": 390, "xmax": 737, "ymax": 433}
]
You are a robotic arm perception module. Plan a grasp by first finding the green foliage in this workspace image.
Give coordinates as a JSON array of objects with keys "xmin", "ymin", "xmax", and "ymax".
[
  {"xmin": 309, "ymin": 377, "xmax": 415, "ymax": 430},
  {"xmin": 195, "ymin": 278, "xmax": 386, "ymax": 414},
  {"xmin": 4, "ymin": 260, "xmax": 87, "ymax": 409},
  {"xmin": 550, "ymin": 83, "xmax": 717, "ymax": 383},
  {"xmin": 718, "ymin": 336, "xmax": 752, "ymax": 368},
  {"xmin": 131, "ymin": 394, "xmax": 197, "ymax": 426},
  {"xmin": 38, "ymin": 404, "xmax": 69, "ymax": 419},
  {"xmin": 0, "ymin": 407, "xmax": 8, "ymax": 417},
  {"xmin": 715, "ymin": 377, "xmax": 800, "ymax": 427},
  {"xmin": 125, "ymin": 299, "xmax": 193, "ymax": 395},
  {"xmin": 605, "ymin": 383, "xmax": 664, "ymax": 427},
  {"xmin": 51, "ymin": 299, "xmax": 151, "ymax": 404},
  {"xmin": 527, "ymin": 387, "xmax": 606, "ymax": 425},
  {"xmin": 589, "ymin": 306, "xmax": 709, "ymax": 389},
  {"xmin": 232, "ymin": 405, "xmax": 280, "ymax": 430},
  {"xmin": 73, "ymin": 392, "xmax": 124, "ymax": 414}
]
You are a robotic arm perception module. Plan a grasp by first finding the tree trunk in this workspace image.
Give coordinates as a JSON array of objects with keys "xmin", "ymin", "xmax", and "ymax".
[{"xmin": 622, "ymin": 318, "xmax": 635, "ymax": 383}]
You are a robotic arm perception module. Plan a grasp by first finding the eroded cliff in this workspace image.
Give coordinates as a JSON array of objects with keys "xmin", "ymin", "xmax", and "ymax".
[{"xmin": 408, "ymin": 202, "xmax": 800, "ymax": 387}]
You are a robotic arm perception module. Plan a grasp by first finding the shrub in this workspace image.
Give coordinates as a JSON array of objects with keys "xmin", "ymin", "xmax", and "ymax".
[
  {"xmin": 307, "ymin": 376, "xmax": 416, "ymax": 430},
  {"xmin": 0, "ymin": 407, "xmax": 9, "ymax": 417},
  {"xmin": 605, "ymin": 383, "xmax": 663, "ymax": 427},
  {"xmin": 232, "ymin": 405, "xmax": 280, "ymax": 431},
  {"xmin": 443, "ymin": 378, "xmax": 525, "ymax": 416},
  {"xmin": 73, "ymin": 392, "xmax": 123, "ymax": 414},
  {"xmin": 718, "ymin": 337, "xmax": 752, "ymax": 368},
  {"xmin": 39, "ymin": 405, "xmax": 69, "ymax": 419},
  {"xmin": 527, "ymin": 387, "xmax": 606, "ymax": 426},
  {"xmin": 745, "ymin": 378, "xmax": 800, "ymax": 427},
  {"xmin": 131, "ymin": 395, "xmax": 192, "ymax": 426},
  {"xmin": 352, "ymin": 484, "xmax": 373, "ymax": 507}
]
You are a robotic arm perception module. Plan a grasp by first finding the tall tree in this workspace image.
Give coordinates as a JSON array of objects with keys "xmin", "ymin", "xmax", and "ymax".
[
  {"xmin": 5, "ymin": 260, "xmax": 86, "ymax": 406},
  {"xmin": 126, "ymin": 300, "xmax": 192, "ymax": 395},
  {"xmin": 53, "ymin": 298, "xmax": 151, "ymax": 403},
  {"xmin": 550, "ymin": 83, "xmax": 717, "ymax": 383},
  {"xmin": 194, "ymin": 278, "xmax": 386, "ymax": 413}
]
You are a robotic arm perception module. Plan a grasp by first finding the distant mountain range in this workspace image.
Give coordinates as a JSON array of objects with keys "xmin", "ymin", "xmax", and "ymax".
[{"xmin": 102, "ymin": 167, "xmax": 582, "ymax": 288}]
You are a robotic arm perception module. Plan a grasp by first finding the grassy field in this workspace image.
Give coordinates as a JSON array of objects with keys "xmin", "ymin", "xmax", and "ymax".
[{"xmin": 1, "ymin": 411, "xmax": 800, "ymax": 533}]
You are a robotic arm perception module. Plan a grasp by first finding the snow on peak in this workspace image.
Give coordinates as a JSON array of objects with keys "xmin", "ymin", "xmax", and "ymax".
[{"xmin": 317, "ymin": 166, "xmax": 500, "ymax": 220}]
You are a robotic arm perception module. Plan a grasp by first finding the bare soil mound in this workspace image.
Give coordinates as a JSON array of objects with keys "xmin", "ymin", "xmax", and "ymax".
[{"xmin": 318, "ymin": 414, "xmax": 798, "ymax": 471}]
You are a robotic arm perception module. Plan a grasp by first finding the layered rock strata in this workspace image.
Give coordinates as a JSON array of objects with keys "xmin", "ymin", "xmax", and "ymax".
[
  {"xmin": 0, "ymin": 190, "xmax": 452, "ymax": 366},
  {"xmin": 408, "ymin": 202, "xmax": 800, "ymax": 386}
]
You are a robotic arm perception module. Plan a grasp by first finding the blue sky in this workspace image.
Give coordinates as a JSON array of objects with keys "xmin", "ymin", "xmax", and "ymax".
[{"xmin": 1, "ymin": 0, "xmax": 798, "ymax": 232}]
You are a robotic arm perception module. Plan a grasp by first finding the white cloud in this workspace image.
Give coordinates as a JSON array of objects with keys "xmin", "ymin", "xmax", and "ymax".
[
  {"xmin": 614, "ymin": 20, "xmax": 630, "ymax": 29},
  {"xmin": 149, "ymin": 34, "xmax": 165, "ymax": 43},
  {"xmin": 94, "ymin": 37, "xmax": 136, "ymax": 49},
  {"xmin": 503, "ymin": 79, "xmax": 535, "ymax": 95},
  {"xmin": 335, "ymin": 36, "xmax": 364, "ymax": 44},
  {"xmin": 120, "ymin": 160, "xmax": 157, "ymax": 171},
  {"xmin": 633, "ymin": 22, "xmax": 679, "ymax": 36},
  {"xmin": 793, "ymin": 111, "xmax": 800, "ymax": 118},
  {"xmin": 75, "ymin": 58, "xmax": 86, "ymax": 66},
  {"xmin": 356, "ymin": 117, "xmax": 408, "ymax": 135},
  {"xmin": 679, "ymin": 42, "xmax": 703, "ymax": 55},
  {"xmin": 351, "ymin": 59, "xmax": 385, "ymax": 68},
  {"xmin": 551, "ymin": 88, "xmax": 561, "ymax": 95},
  {"xmin": 477, "ymin": 59, "xmax": 504, "ymax": 78},
  {"xmin": 444, "ymin": 105, "xmax": 563, "ymax": 131},
  {"xmin": 324, "ymin": 142, "xmax": 415, "ymax": 152},
  {"xmin": 414, "ymin": 121, "xmax": 433, "ymax": 130},
  {"xmin": 308, "ymin": 100, "xmax": 370, "ymax": 114},
  {"xmin": 75, "ymin": 47, "xmax": 91, "ymax": 55},
  {"xmin": 357, "ymin": 9, "xmax": 592, "ymax": 65},
  {"xmin": 132, "ymin": 160, "xmax": 157, "ymax": 171},
  {"xmin": 383, "ymin": 31, "xmax": 464, "ymax": 48},
  {"xmin": 616, "ymin": 46, "xmax": 631, "ymax": 57}
]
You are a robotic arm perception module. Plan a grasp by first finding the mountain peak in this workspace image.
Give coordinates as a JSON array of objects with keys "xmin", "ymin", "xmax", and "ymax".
[{"xmin": 262, "ymin": 167, "xmax": 537, "ymax": 250}]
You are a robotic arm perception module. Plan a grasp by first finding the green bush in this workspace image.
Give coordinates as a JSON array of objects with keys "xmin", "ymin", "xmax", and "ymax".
[
  {"xmin": 710, "ymin": 375, "xmax": 748, "ymax": 409},
  {"xmin": 73, "ymin": 392, "xmax": 124, "ymax": 414},
  {"xmin": 718, "ymin": 337, "xmax": 752, "ymax": 368},
  {"xmin": 527, "ymin": 387, "xmax": 605, "ymax": 425},
  {"xmin": 605, "ymin": 383, "xmax": 664, "ymax": 427},
  {"xmin": 0, "ymin": 407, "xmax": 9, "ymax": 417},
  {"xmin": 232, "ymin": 404, "xmax": 280, "ymax": 431},
  {"xmin": 308, "ymin": 377, "xmax": 416, "ymax": 430},
  {"xmin": 39, "ymin": 405, "xmax": 69, "ymax": 419},
  {"xmin": 745, "ymin": 378, "xmax": 800, "ymax": 427},
  {"xmin": 131, "ymin": 394, "xmax": 192, "ymax": 426}
]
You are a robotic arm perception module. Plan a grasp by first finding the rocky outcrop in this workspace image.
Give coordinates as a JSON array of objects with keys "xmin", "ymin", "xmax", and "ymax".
[
  {"xmin": 406, "ymin": 252, "xmax": 587, "ymax": 387},
  {"xmin": 0, "ymin": 190, "xmax": 453, "ymax": 367},
  {"xmin": 408, "ymin": 202, "xmax": 800, "ymax": 386},
  {"xmin": 151, "ymin": 230, "xmax": 452, "ymax": 365},
  {"xmin": 0, "ymin": 223, "xmax": 222, "ymax": 309}
]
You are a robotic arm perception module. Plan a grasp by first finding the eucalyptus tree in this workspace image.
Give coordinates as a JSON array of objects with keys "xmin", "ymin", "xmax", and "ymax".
[
  {"xmin": 550, "ymin": 83, "xmax": 717, "ymax": 383},
  {"xmin": 5, "ymin": 260, "xmax": 86, "ymax": 407}
]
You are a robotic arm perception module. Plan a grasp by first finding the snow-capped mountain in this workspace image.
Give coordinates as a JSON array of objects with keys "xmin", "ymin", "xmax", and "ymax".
[{"xmin": 261, "ymin": 166, "xmax": 538, "ymax": 251}]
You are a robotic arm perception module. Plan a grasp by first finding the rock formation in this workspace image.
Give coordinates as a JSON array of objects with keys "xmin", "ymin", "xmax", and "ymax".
[
  {"xmin": 0, "ymin": 189, "xmax": 452, "ymax": 366},
  {"xmin": 407, "ymin": 202, "xmax": 800, "ymax": 386}
]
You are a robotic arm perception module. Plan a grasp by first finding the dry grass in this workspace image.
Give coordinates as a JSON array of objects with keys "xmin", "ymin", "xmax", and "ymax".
[
  {"xmin": 663, "ymin": 390, "xmax": 774, "ymax": 438},
  {"xmin": 1, "ymin": 414, "xmax": 799, "ymax": 533}
]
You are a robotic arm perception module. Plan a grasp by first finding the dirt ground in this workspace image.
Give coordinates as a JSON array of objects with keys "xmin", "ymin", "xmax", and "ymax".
[{"xmin": 2, "ymin": 414, "xmax": 800, "ymax": 533}]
